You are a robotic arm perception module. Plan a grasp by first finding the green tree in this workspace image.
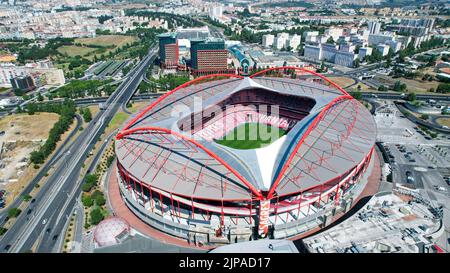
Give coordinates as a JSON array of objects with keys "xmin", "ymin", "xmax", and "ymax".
[
  {"xmin": 8, "ymin": 208, "xmax": 22, "ymax": 218},
  {"xmin": 393, "ymin": 81, "xmax": 407, "ymax": 92},
  {"xmin": 436, "ymin": 83, "xmax": 450, "ymax": 94},
  {"xmin": 378, "ymin": 85, "xmax": 388, "ymax": 91},
  {"xmin": 406, "ymin": 92, "xmax": 416, "ymax": 101},
  {"xmin": 351, "ymin": 91, "xmax": 362, "ymax": 100},
  {"xmin": 82, "ymin": 107, "xmax": 92, "ymax": 122},
  {"xmin": 82, "ymin": 194, "xmax": 94, "ymax": 207},
  {"xmin": 22, "ymin": 194, "xmax": 32, "ymax": 202},
  {"xmin": 90, "ymin": 208, "xmax": 104, "ymax": 225},
  {"xmin": 85, "ymin": 174, "xmax": 98, "ymax": 185},
  {"xmin": 95, "ymin": 194, "xmax": 106, "ymax": 206},
  {"xmin": 326, "ymin": 36, "xmax": 335, "ymax": 44}
]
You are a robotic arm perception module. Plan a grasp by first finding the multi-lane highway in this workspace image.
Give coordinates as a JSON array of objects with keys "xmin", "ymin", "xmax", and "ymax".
[{"xmin": 0, "ymin": 47, "xmax": 158, "ymax": 253}]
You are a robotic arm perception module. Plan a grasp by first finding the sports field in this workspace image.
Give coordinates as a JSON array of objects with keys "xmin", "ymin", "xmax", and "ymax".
[{"xmin": 214, "ymin": 123, "xmax": 286, "ymax": 150}]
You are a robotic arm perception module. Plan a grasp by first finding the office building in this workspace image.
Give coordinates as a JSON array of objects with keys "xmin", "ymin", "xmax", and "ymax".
[
  {"xmin": 158, "ymin": 33, "xmax": 179, "ymax": 69},
  {"xmin": 190, "ymin": 38, "xmax": 228, "ymax": 75}
]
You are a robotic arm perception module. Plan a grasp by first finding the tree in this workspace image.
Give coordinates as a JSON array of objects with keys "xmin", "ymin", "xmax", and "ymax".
[
  {"xmin": 436, "ymin": 83, "xmax": 450, "ymax": 94},
  {"xmin": 90, "ymin": 208, "xmax": 104, "ymax": 225},
  {"xmin": 351, "ymin": 91, "xmax": 362, "ymax": 100},
  {"xmin": 82, "ymin": 108, "xmax": 92, "ymax": 123},
  {"xmin": 378, "ymin": 85, "xmax": 388, "ymax": 91},
  {"xmin": 95, "ymin": 194, "xmax": 106, "ymax": 206},
  {"xmin": 326, "ymin": 36, "xmax": 335, "ymax": 44},
  {"xmin": 82, "ymin": 182, "xmax": 94, "ymax": 192},
  {"xmin": 406, "ymin": 92, "xmax": 416, "ymax": 101},
  {"xmin": 420, "ymin": 114, "xmax": 429, "ymax": 120},
  {"xmin": 85, "ymin": 174, "xmax": 98, "ymax": 185},
  {"xmin": 82, "ymin": 194, "xmax": 94, "ymax": 207},
  {"xmin": 8, "ymin": 208, "xmax": 22, "ymax": 218},
  {"xmin": 393, "ymin": 81, "xmax": 407, "ymax": 92},
  {"xmin": 22, "ymin": 194, "xmax": 32, "ymax": 202}
]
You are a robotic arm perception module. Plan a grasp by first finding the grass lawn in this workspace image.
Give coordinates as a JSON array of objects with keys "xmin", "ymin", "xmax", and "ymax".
[
  {"xmin": 75, "ymin": 35, "xmax": 137, "ymax": 47},
  {"xmin": 0, "ymin": 87, "xmax": 10, "ymax": 94},
  {"xmin": 57, "ymin": 35, "xmax": 138, "ymax": 61},
  {"xmin": 214, "ymin": 123, "xmax": 286, "ymax": 150},
  {"xmin": 108, "ymin": 112, "xmax": 130, "ymax": 130},
  {"xmin": 57, "ymin": 45, "xmax": 97, "ymax": 57}
]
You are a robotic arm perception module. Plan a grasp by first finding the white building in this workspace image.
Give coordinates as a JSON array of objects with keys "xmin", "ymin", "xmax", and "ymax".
[
  {"xmin": 287, "ymin": 34, "xmax": 301, "ymax": 51},
  {"xmin": 368, "ymin": 21, "xmax": 381, "ymax": 35},
  {"xmin": 304, "ymin": 31, "xmax": 319, "ymax": 43},
  {"xmin": 368, "ymin": 33, "xmax": 395, "ymax": 46},
  {"xmin": 274, "ymin": 33, "xmax": 289, "ymax": 50},
  {"xmin": 304, "ymin": 44, "xmax": 322, "ymax": 60},
  {"xmin": 209, "ymin": 5, "xmax": 223, "ymax": 20},
  {"xmin": 389, "ymin": 40, "xmax": 402, "ymax": 53},
  {"xmin": 304, "ymin": 43, "xmax": 356, "ymax": 68},
  {"xmin": 377, "ymin": 44, "xmax": 391, "ymax": 56},
  {"xmin": 325, "ymin": 27, "xmax": 344, "ymax": 42},
  {"xmin": 262, "ymin": 34, "xmax": 274, "ymax": 47},
  {"xmin": 335, "ymin": 51, "xmax": 356, "ymax": 67},
  {"xmin": 358, "ymin": 47, "xmax": 373, "ymax": 60}
]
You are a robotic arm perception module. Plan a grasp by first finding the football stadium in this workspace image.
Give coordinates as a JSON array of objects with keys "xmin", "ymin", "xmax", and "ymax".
[{"xmin": 114, "ymin": 67, "xmax": 378, "ymax": 246}]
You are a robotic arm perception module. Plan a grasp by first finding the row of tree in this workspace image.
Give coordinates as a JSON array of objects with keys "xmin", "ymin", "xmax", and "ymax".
[{"xmin": 27, "ymin": 100, "xmax": 76, "ymax": 165}]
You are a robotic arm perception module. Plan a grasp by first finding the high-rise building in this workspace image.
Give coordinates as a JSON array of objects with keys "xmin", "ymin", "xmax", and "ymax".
[
  {"xmin": 262, "ymin": 34, "xmax": 274, "ymax": 47},
  {"xmin": 190, "ymin": 38, "xmax": 228, "ymax": 75},
  {"xmin": 376, "ymin": 44, "xmax": 390, "ymax": 56},
  {"xmin": 358, "ymin": 47, "xmax": 373, "ymax": 60},
  {"xmin": 368, "ymin": 21, "xmax": 381, "ymax": 35},
  {"xmin": 209, "ymin": 5, "xmax": 223, "ymax": 20},
  {"xmin": 158, "ymin": 33, "xmax": 179, "ymax": 69},
  {"xmin": 274, "ymin": 33, "xmax": 289, "ymax": 50},
  {"xmin": 287, "ymin": 35, "xmax": 301, "ymax": 51}
]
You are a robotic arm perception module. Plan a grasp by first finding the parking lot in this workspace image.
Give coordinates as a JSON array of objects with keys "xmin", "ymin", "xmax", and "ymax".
[{"xmin": 374, "ymin": 100, "xmax": 450, "ymax": 251}]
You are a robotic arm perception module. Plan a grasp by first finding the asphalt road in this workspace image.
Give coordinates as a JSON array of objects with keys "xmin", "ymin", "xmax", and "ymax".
[{"xmin": 0, "ymin": 48, "xmax": 157, "ymax": 253}]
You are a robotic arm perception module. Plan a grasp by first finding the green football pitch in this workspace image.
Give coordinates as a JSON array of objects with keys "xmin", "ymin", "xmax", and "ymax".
[{"xmin": 214, "ymin": 123, "xmax": 286, "ymax": 150}]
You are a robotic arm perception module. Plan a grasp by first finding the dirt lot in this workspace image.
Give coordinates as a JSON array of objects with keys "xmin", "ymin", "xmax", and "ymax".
[
  {"xmin": 375, "ymin": 75, "xmax": 441, "ymax": 93},
  {"xmin": 328, "ymin": 76, "xmax": 356, "ymax": 88},
  {"xmin": 0, "ymin": 113, "xmax": 71, "ymax": 206},
  {"xmin": 0, "ymin": 113, "xmax": 59, "ymax": 142},
  {"xmin": 436, "ymin": 117, "xmax": 450, "ymax": 127}
]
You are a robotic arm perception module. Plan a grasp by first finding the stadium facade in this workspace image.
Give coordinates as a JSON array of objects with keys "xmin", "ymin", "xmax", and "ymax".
[{"xmin": 114, "ymin": 67, "xmax": 377, "ymax": 246}]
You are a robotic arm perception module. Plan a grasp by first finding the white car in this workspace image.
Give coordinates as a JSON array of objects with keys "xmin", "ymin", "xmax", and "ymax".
[{"xmin": 42, "ymin": 219, "xmax": 47, "ymax": 225}]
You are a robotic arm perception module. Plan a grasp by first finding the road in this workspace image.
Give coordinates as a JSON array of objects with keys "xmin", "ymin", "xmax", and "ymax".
[{"xmin": 0, "ymin": 47, "xmax": 157, "ymax": 253}]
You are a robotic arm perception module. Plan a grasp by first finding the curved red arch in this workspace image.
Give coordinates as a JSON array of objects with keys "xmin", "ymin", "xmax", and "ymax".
[
  {"xmin": 116, "ymin": 126, "xmax": 264, "ymax": 199},
  {"xmin": 250, "ymin": 66, "xmax": 350, "ymax": 96},
  {"xmin": 267, "ymin": 94, "xmax": 354, "ymax": 199},
  {"xmin": 121, "ymin": 73, "xmax": 244, "ymax": 131}
]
